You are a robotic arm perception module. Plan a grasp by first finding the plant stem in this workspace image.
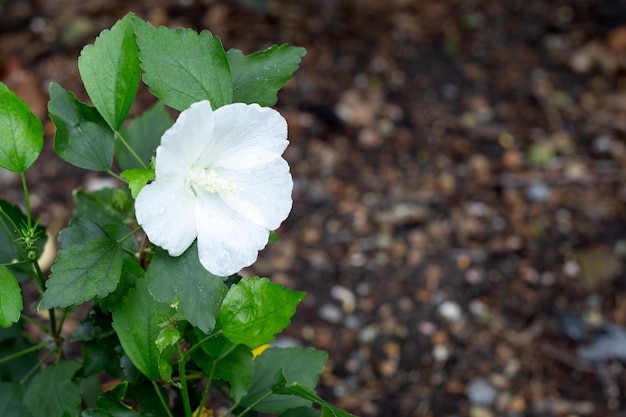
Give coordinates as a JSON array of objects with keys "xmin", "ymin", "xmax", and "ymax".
[
  {"xmin": 116, "ymin": 130, "xmax": 148, "ymax": 169},
  {"xmin": 19, "ymin": 348, "xmax": 56, "ymax": 384},
  {"xmin": 116, "ymin": 226, "xmax": 142, "ymax": 245},
  {"xmin": 0, "ymin": 259, "xmax": 31, "ymax": 267},
  {"xmin": 229, "ymin": 389, "xmax": 274, "ymax": 417},
  {"xmin": 0, "ymin": 207, "xmax": 21, "ymax": 253},
  {"xmin": 152, "ymin": 381, "xmax": 175, "ymax": 417},
  {"xmin": 0, "ymin": 339, "xmax": 53, "ymax": 365},
  {"xmin": 183, "ymin": 330, "xmax": 222, "ymax": 360},
  {"xmin": 30, "ymin": 256, "xmax": 45, "ymax": 292},
  {"xmin": 178, "ymin": 344, "xmax": 193, "ymax": 417},
  {"xmin": 31, "ymin": 260, "xmax": 57, "ymax": 339},
  {"xmin": 194, "ymin": 362, "xmax": 216, "ymax": 417},
  {"xmin": 107, "ymin": 169, "xmax": 126, "ymax": 183},
  {"xmin": 20, "ymin": 313, "xmax": 48, "ymax": 333},
  {"xmin": 19, "ymin": 173, "xmax": 32, "ymax": 229}
]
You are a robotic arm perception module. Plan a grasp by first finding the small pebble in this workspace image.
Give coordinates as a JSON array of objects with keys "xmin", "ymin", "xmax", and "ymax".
[
  {"xmin": 358, "ymin": 325, "xmax": 378, "ymax": 343},
  {"xmin": 319, "ymin": 303, "xmax": 342, "ymax": 324},
  {"xmin": 438, "ymin": 301, "xmax": 463, "ymax": 322},
  {"xmin": 418, "ymin": 320, "xmax": 436, "ymax": 336},
  {"xmin": 331, "ymin": 285, "xmax": 356, "ymax": 313},
  {"xmin": 525, "ymin": 181, "xmax": 550, "ymax": 202},
  {"xmin": 465, "ymin": 268, "xmax": 484, "ymax": 284},
  {"xmin": 466, "ymin": 378, "xmax": 498, "ymax": 405},
  {"xmin": 343, "ymin": 315, "xmax": 360, "ymax": 329},
  {"xmin": 469, "ymin": 299, "xmax": 490, "ymax": 319},
  {"xmin": 432, "ymin": 344, "xmax": 450, "ymax": 362}
]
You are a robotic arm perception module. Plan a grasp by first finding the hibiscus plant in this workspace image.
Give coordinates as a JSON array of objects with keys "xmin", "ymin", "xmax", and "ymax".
[{"xmin": 0, "ymin": 13, "xmax": 353, "ymax": 417}]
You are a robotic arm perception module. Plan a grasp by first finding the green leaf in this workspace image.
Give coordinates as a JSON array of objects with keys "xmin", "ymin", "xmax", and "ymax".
[
  {"xmin": 94, "ymin": 387, "xmax": 140, "ymax": 417},
  {"xmin": 227, "ymin": 44, "xmax": 306, "ymax": 106},
  {"xmin": 80, "ymin": 374, "xmax": 102, "ymax": 409},
  {"xmin": 39, "ymin": 238, "xmax": 123, "ymax": 309},
  {"xmin": 0, "ymin": 323, "xmax": 40, "ymax": 382},
  {"xmin": 216, "ymin": 344, "xmax": 254, "ymax": 401},
  {"xmin": 57, "ymin": 216, "xmax": 107, "ymax": 249},
  {"xmin": 69, "ymin": 188, "xmax": 137, "ymax": 255},
  {"xmin": 147, "ymin": 243, "xmax": 228, "ymax": 333},
  {"xmin": 82, "ymin": 409, "xmax": 115, "ymax": 417},
  {"xmin": 73, "ymin": 307, "xmax": 115, "ymax": 342},
  {"xmin": 0, "ymin": 82, "xmax": 43, "ymax": 173},
  {"xmin": 120, "ymin": 168, "xmax": 154, "ymax": 198},
  {"xmin": 96, "ymin": 258, "xmax": 142, "ymax": 313},
  {"xmin": 129, "ymin": 381, "xmax": 170, "ymax": 417},
  {"xmin": 81, "ymin": 334, "xmax": 122, "ymax": 378},
  {"xmin": 78, "ymin": 14, "xmax": 141, "ymax": 131},
  {"xmin": 24, "ymin": 360, "xmax": 82, "ymax": 417},
  {"xmin": 280, "ymin": 406, "xmax": 321, "ymax": 417},
  {"xmin": 217, "ymin": 277, "xmax": 305, "ymax": 348},
  {"xmin": 241, "ymin": 347, "xmax": 327, "ymax": 414},
  {"xmin": 74, "ymin": 310, "xmax": 125, "ymax": 380},
  {"xmin": 116, "ymin": 102, "xmax": 172, "ymax": 170},
  {"xmin": 133, "ymin": 17, "xmax": 232, "ymax": 110},
  {"xmin": 0, "ymin": 382, "xmax": 33, "ymax": 417},
  {"xmin": 155, "ymin": 327, "xmax": 180, "ymax": 353},
  {"xmin": 0, "ymin": 266, "xmax": 22, "ymax": 327},
  {"xmin": 275, "ymin": 382, "xmax": 356, "ymax": 417},
  {"xmin": 48, "ymin": 82, "xmax": 114, "ymax": 171},
  {"xmin": 0, "ymin": 199, "xmax": 47, "ymax": 281},
  {"xmin": 157, "ymin": 349, "xmax": 173, "ymax": 383},
  {"xmin": 74, "ymin": 188, "xmax": 134, "ymax": 229},
  {"xmin": 111, "ymin": 279, "xmax": 174, "ymax": 380},
  {"xmin": 194, "ymin": 334, "xmax": 254, "ymax": 402}
]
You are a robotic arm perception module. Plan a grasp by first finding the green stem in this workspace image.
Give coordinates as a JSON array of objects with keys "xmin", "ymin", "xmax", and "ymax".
[
  {"xmin": 19, "ymin": 348, "xmax": 57, "ymax": 384},
  {"xmin": 183, "ymin": 331, "xmax": 222, "ymax": 360},
  {"xmin": 116, "ymin": 130, "xmax": 148, "ymax": 169},
  {"xmin": 117, "ymin": 226, "xmax": 142, "ymax": 245},
  {"xmin": 31, "ymin": 260, "xmax": 57, "ymax": 339},
  {"xmin": 230, "ymin": 389, "xmax": 275, "ymax": 417},
  {"xmin": 0, "ymin": 207, "xmax": 21, "ymax": 252},
  {"xmin": 0, "ymin": 339, "xmax": 53, "ymax": 365},
  {"xmin": 20, "ymin": 314, "xmax": 48, "ymax": 333},
  {"xmin": 57, "ymin": 308, "xmax": 69, "ymax": 336},
  {"xmin": 19, "ymin": 173, "xmax": 32, "ymax": 229},
  {"xmin": 194, "ymin": 362, "xmax": 216, "ymax": 417},
  {"xmin": 0, "ymin": 259, "xmax": 32, "ymax": 267},
  {"xmin": 107, "ymin": 169, "xmax": 126, "ymax": 183},
  {"xmin": 178, "ymin": 344, "xmax": 193, "ymax": 417},
  {"xmin": 30, "ymin": 257, "xmax": 45, "ymax": 293},
  {"xmin": 152, "ymin": 381, "xmax": 175, "ymax": 417}
]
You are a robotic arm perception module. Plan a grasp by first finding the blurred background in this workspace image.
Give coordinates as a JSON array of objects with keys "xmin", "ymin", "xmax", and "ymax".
[{"xmin": 2, "ymin": 0, "xmax": 626, "ymax": 416}]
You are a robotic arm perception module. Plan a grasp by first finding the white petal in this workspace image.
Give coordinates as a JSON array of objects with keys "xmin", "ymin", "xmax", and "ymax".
[
  {"xmin": 199, "ymin": 103, "xmax": 288, "ymax": 170},
  {"xmin": 194, "ymin": 193, "xmax": 270, "ymax": 276},
  {"xmin": 217, "ymin": 158, "xmax": 293, "ymax": 229},
  {"xmin": 135, "ymin": 177, "xmax": 198, "ymax": 256},
  {"xmin": 156, "ymin": 100, "xmax": 215, "ymax": 179}
]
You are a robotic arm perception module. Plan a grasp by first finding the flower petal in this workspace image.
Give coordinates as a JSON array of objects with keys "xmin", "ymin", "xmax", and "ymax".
[
  {"xmin": 216, "ymin": 157, "xmax": 293, "ymax": 229},
  {"xmin": 194, "ymin": 193, "xmax": 270, "ymax": 276},
  {"xmin": 156, "ymin": 100, "xmax": 215, "ymax": 178},
  {"xmin": 200, "ymin": 103, "xmax": 288, "ymax": 170},
  {"xmin": 136, "ymin": 177, "xmax": 198, "ymax": 256}
]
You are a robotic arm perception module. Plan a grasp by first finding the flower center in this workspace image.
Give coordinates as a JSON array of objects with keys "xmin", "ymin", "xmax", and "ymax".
[{"xmin": 187, "ymin": 168, "xmax": 241, "ymax": 194}]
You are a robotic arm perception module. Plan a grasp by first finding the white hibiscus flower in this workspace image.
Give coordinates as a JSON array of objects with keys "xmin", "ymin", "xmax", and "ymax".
[{"xmin": 135, "ymin": 100, "xmax": 293, "ymax": 276}]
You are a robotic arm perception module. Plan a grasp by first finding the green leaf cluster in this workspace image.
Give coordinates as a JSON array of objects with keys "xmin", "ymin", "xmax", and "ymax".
[
  {"xmin": 48, "ymin": 13, "xmax": 306, "ymax": 175},
  {"xmin": 0, "ymin": 12, "xmax": 356, "ymax": 417}
]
